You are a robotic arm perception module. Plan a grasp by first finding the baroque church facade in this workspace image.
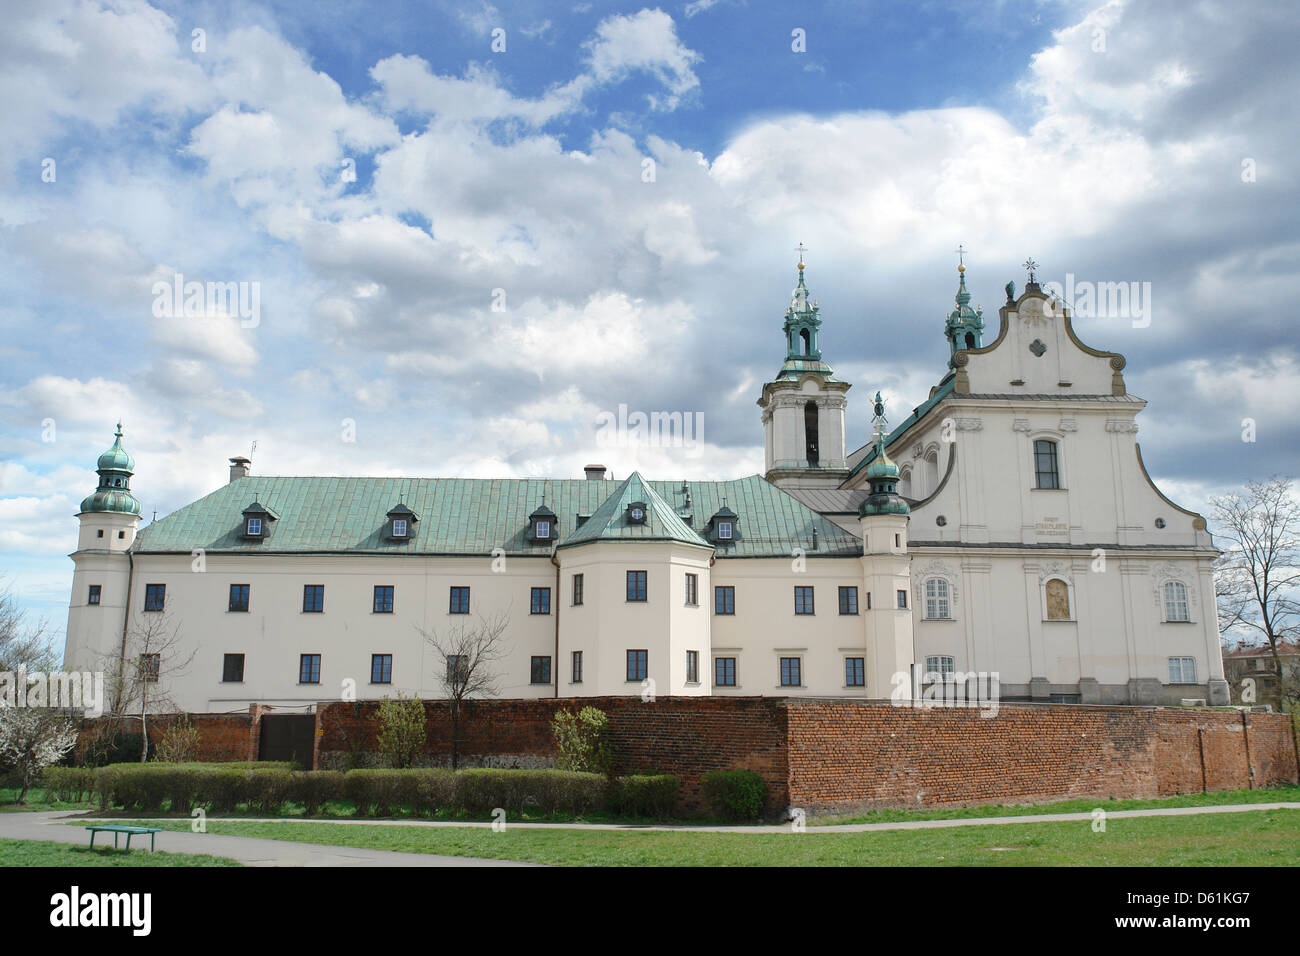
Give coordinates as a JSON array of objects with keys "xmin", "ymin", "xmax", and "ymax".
[{"xmin": 62, "ymin": 258, "xmax": 1230, "ymax": 714}]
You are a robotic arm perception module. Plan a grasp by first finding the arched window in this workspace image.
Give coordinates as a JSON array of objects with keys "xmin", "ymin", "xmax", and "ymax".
[
  {"xmin": 964, "ymin": 331, "xmax": 976, "ymax": 349},
  {"xmin": 898, "ymin": 465, "xmax": 912, "ymax": 498},
  {"xmin": 1163, "ymin": 581, "xmax": 1189, "ymax": 622},
  {"xmin": 804, "ymin": 400, "xmax": 819, "ymax": 465},
  {"xmin": 1034, "ymin": 439, "xmax": 1060, "ymax": 489},
  {"xmin": 924, "ymin": 446, "xmax": 940, "ymax": 495},
  {"xmin": 924, "ymin": 578, "xmax": 950, "ymax": 620},
  {"xmin": 1044, "ymin": 578, "xmax": 1071, "ymax": 620},
  {"xmin": 800, "ymin": 328, "xmax": 811, "ymax": 354}
]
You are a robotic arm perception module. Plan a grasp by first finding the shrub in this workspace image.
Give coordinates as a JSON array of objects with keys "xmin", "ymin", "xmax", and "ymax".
[
  {"xmin": 165, "ymin": 767, "xmax": 200, "ymax": 814},
  {"xmin": 153, "ymin": 716, "xmax": 201, "ymax": 763},
  {"xmin": 245, "ymin": 768, "xmax": 292, "ymax": 814},
  {"xmin": 375, "ymin": 694, "xmax": 427, "ymax": 769},
  {"xmin": 552, "ymin": 707, "xmax": 612, "ymax": 775},
  {"xmin": 454, "ymin": 768, "xmax": 604, "ymax": 817},
  {"xmin": 41, "ymin": 766, "xmax": 96, "ymax": 803},
  {"xmin": 700, "ymin": 770, "xmax": 768, "ymax": 822},
  {"xmin": 196, "ymin": 769, "xmax": 247, "ymax": 813},
  {"xmin": 610, "ymin": 774, "xmax": 680, "ymax": 819},
  {"xmin": 413, "ymin": 769, "xmax": 456, "ymax": 816},
  {"xmin": 104, "ymin": 764, "xmax": 172, "ymax": 811},
  {"xmin": 287, "ymin": 770, "xmax": 344, "ymax": 816}
]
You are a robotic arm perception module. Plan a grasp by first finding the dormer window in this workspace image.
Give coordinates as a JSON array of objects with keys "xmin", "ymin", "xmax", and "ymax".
[
  {"xmin": 627, "ymin": 501, "xmax": 648, "ymax": 525},
  {"xmin": 241, "ymin": 500, "xmax": 278, "ymax": 540},
  {"xmin": 385, "ymin": 501, "xmax": 419, "ymax": 542},
  {"xmin": 529, "ymin": 504, "xmax": 558, "ymax": 544},
  {"xmin": 708, "ymin": 505, "xmax": 739, "ymax": 544}
]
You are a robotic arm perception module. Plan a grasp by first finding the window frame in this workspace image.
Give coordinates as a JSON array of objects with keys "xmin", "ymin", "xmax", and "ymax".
[
  {"xmin": 685, "ymin": 573, "xmax": 698, "ymax": 607},
  {"xmin": 714, "ymin": 656, "xmax": 737, "ymax": 687},
  {"xmin": 87, "ymin": 584, "xmax": 101, "ymax": 606},
  {"xmin": 1163, "ymin": 580, "xmax": 1191, "ymax": 623},
  {"xmin": 779, "ymin": 656, "xmax": 802, "ymax": 688},
  {"xmin": 794, "ymin": 585, "xmax": 815, "ymax": 616},
  {"xmin": 222, "ymin": 653, "xmax": 245, "ymax": 683},
  {"xmin": 391, "ymin": 518, "xmax": 408, "ymax": 538},
  {"xmin": 572, "ymin": 573, "xmax": 584, "ymax": 606},
  {"xmin": 143, "ymin": 583, "xmax": 166, "ymax": 612},
  {"xmin": 845, "ymin": 656, "xmax": 865, "ymax": 688},
  {"xmin": 530, "ymin": 586, "xmax": 551, "ymax": 615},
  {"xmin": 923, "ymin": 577, "xmax": 951, "ymax": 620},
  {"xmin": 714, "ymin": 585, "xmax": 735, "ymax": 615},
  {"xmin": 896, "ymin": 589, "xmax": 908, "ymax": 609},
  {"xmin": 1168, "ymin": 656, "xmax": 1197, "ymax": 684},
  {"xmin": 228, "ymin": 583, "xmax": 250, "ymax": 613},
  {"xmin": 530, "ymin": 655, "xmax": 552, "ymax": 685},
  {"xmin": 924, "ymin": 655, "xmax": 956, "ymax": 682},
  {"xmin": 1033, "ymin": 438, "xmax": 1062, "ymax": 490},
  {"xmin": 626, "ymin": 648, "xmax": 648, "ymax": 682},
  {"xmin": 246, "ymin": 516, "xmax": 263, "ymax": 537},
  {"xmin": 686, "ymin": 649, "xmax": 699, "ymax": 684},
  {"xmin": 717, "ymin": 520, "xmax": 733, "ymax": 540},
  {"xmin": 838, "ymin": 586, "xmax": 859, "ymax": 615},
  {"xmin": 303, "ymin": 584, "xmax": 324, "ymax": 613},
  {"xmin": 626, "ymin": 570, "xmax": 648, "ymax": 603},
  {"xmin": 299, "ymin": 653, "xmax": 321, "ymax": 685},
  {"xmin": 139, "ymin": 653, "xmax": 160, "ymax": 683},
  {"xmin": 448, "ymin": 586, "xmax": 470, "ymax": 615},
  {"xmin": 571, "ymin": 650, "xmax": 583, "ymax": 684},
  {"xmin": 370, "ymin": 653, "xmax": 393, "ymax": 685},
  {"xmin": 373, "ymin": 585, "xmax": 395, "ymax": 614}
]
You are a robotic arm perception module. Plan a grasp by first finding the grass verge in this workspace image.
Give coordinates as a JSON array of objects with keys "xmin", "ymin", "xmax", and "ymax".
[{"xmin": 0, "ymin": 837, "xmax": 242, "ymax": 867}]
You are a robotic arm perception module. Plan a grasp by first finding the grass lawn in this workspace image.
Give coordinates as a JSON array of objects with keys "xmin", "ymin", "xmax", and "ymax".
[
  {"xmin": 0, "ymin": 838, "xmax": 241, "ymax": 867},
  {"xmin": 811, "ymin": 784, "xmax": 1300, "ymax": 825},
  {"xmin": 116, "ymin": 808, "xmax": 1300, "ymax": 866}
]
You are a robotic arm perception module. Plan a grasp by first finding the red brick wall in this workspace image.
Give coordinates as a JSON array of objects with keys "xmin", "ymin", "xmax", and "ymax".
[
  {"xmin": 76, "ymin": 710, "xmax": 256, "ymax": 763},
  {"xmin": 784, "ymin": 700, "xmax": 1298, "ymax": 813}
]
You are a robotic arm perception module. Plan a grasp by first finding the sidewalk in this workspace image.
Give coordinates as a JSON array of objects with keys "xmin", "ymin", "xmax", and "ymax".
[
  {"xmin": 0, "ymin": 811, "xmax": 535, "ymax": 867},
  {"xmin": 73, "ymin": 800, "xmax": 1300, "ymax": 835}
]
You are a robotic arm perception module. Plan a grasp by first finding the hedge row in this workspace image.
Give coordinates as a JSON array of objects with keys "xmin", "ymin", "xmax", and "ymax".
[{"xmin": 46, "ymin": 763, "xmax": 682, "ymax": 819}]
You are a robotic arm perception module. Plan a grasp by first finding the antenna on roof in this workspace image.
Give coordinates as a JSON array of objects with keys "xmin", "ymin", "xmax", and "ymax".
[{"xmin": 250, "ymin": 440, "xmax": 258, "ymax": 458}]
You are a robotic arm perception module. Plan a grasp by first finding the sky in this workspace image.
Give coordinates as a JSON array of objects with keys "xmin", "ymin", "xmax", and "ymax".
[{"xmin": 1, "ymin": 0, "xmax": 1298, "ymax": 635}]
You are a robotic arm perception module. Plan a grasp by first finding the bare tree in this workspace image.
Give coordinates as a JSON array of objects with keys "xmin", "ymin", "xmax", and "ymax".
[
  {"xmin": 1212, "ymin": 476, "xmax": 1300, "ymax": 776},
  {"xmin": 0, "ymin": 581, "xmax": 56, "ymax": 675},
  {"xmin": 419, "ymin": 611, "xmax": 509, "ymax": 769},
  {"xmin": 97, "ymin": 612, "xmax": 196, "ymax": 762}
]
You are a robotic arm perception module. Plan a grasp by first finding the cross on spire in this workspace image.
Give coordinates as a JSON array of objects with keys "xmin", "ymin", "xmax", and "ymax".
[
  {"xmin": 795, "ymin": 241, "xmax": 808, "ymax": 268},
  {"xmin": 955, "ymin": 244, "xmax": 967, "ymax": 268},
  {"xmin": 1022, "ymin": 257, "xmax": 1039, "ymax": 283}
]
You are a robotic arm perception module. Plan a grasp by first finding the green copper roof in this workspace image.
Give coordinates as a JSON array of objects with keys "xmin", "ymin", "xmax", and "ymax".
[
  {"xmin": 96, "ymin": 423, "xmax": 135, "ymax": 473},
  {"xmin": 848, "ymin": 375, "xmax": 956, "ymax": 480},
  {"xmin": 558, "ymin": 472, "xmax": 707, "ymax": 549},
  {"xmin": 132, "ymin": 475, "xmax": 862, "ymax": 558},
  {"xmin": 80, "ymin": 423, "xmax": 141, "ymax": 515}
]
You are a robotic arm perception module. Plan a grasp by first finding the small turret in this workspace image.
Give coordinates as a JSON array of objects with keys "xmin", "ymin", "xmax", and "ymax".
[
  {"xmin": 858, "ymin": 393, "xmax": 910, "ymax": 519},
  {"xmin": 79, "ymin": 423, "xmax": 141, "ymax": 516},
  {"xmin": 944, "ymin": 256, "xmax": 985, "ymax": 365}
]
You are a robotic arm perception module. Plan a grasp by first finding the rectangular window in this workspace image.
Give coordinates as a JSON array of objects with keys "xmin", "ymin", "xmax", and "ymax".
[
  {"xmin": 373, "ymin": 585, "xmax": 395, "ymax": 614},
  {"xmin": 531, "ymin": 655, "xmax": 552, "ymax": 684},
  {"xmin": 447, "ymin": 655, "xmax": 468, "ymax": 683},
  {"xmin": 627, "ymin": 649, "xmax": 648, "ymax": 681},
  {"xmin": 572, "ymin": 573, "xmax": 584, "ymax": 606},
  {"xmin": 87, "ymin": 585, "xmax": 101, "ymax": 606},
  {"xmin": 925, "ymin": 655, "xmax": 955, "ymax": 681},
  {"xmin": 144, "ymin": 583, "xmax": 165, "ymax": 612},
  {"xmin": 299, "ymin": 654, "xmax": 321, "ymax": 684},
  {"xmin": 228, "ymin": 583, "xmax": 250, "ymax": 612},
  {"xmin": 222, "ymin": 653, "xmax": 244, "ymax": 683},
  {"xmin": 714, "ymin": 585, "xmax": 735, "ymax": 615},
  {"xmin": 780, "ymin": 657, "xmax": 802, "ymax": 687},
  {"xmin": 685, "ymin": 573, "xmax": 698, "ymax": 606},
  {"xmin": 838, "ymin": 586, "xmax": 859, "ymax": 615},
  {"xmin": 392, "ymin": 518, "xmax": 407, "ymax": 537},
  {"xmin": 246, "ymin": 516, "xmax": 262, "ymax": 536},
  {"xmin": 448, "ymin": 586, "xmax": 469, "ymax": 614},
  {"xmin": 845, "ymin": 657, "xmax": 865, "ymax": 687},
  {"xmin": 303, "ymin": 585, "xmax": 324, "ymax": 613},
  {"xmin": 571, "ymin": 650, "xmax": 583, "ymax": 684},
  {"xmin": 371, "ymin": 654, "xmax": 392, "ymax": 684},
  {"xmin": 536, "ymin": 520, "xmax": 551, "ymax": 539},
  {"xmin": 531, "ymin": 587, "xmax": 551, "ymax": 615},
  {"xmin": 1169, "ymin": 656, "xmax": 1197, "ymax": 683},
  {"xmin": 1034, "ymin": 439, "xmax": 1061, "ymax": 489},
  {"xmin": 794, "ymin": 586, "xmax": 815, "ymax": 615},
  {"xmin": 715, "ymin": 657, "xmax": 737, "ymax": 687},
  {"xmin": 897, "ymin": 589, "xmax": 908, "ymax": 609},
  {"xmin": 626, "ymin": 570, "xmax": 647, "ymax": 602},
  {"xmin": 925, "ymin": 578, "xmax": 951, "ymax": 620},
  {"xmin": 686, "ymin": 650, "xmax": 699, "ymax": 683},
  {"xmin": 717, "ymin": 521, "xmax": 733, "ymax": 540},
  {"xmin": 139, "ymin": 653, "xmax": 160, "ymax": 683}
]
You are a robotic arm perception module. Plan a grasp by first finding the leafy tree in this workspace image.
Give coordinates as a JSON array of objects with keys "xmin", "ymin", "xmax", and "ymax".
[
  {"xmin": 0, "ymin": 706, "xmax": 77, "ymax": 804},
  {"xmin": 375, "ymin": 693, "xmax": 427, "ymax": 769},
  {"xmin": 552, "ymin": 706, "xmax": 612, "ymax": 775}
]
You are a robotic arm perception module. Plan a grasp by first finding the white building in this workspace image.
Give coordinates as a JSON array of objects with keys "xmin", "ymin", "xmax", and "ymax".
[{"xmin": 63, "ymin": 258, "xmax": 1229, "ymax": 713}]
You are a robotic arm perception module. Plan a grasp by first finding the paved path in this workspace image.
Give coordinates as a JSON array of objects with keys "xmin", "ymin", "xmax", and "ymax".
[
  {"xmin": 0, "ymin": 811, "xmax": 534, "ymax": 867},
  {"xmin": 70, "ymin": 800, "xmax": 1300, "ymax": 835}
]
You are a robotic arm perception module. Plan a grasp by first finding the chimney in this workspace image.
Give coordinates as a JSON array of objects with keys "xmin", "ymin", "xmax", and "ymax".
[
  {"xmin": 583, "ymin": 464, "xmax": 607, "ymax": 481},
  {"xmin": 229, "ymin": 456, "xmax": 251, "ymax": 483}
]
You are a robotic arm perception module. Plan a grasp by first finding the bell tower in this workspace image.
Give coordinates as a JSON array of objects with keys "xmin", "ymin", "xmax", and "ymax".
[
  {"xmin": 758, "ymin": 248, "xmax": 851, "ymax": 489},
  {"xmin": 65, "ymin": 423, "xmax": 142, "ymax": 675},
  {"xmin": 944, "ymin": 248, "xmax": 984, "ymax": 364}
]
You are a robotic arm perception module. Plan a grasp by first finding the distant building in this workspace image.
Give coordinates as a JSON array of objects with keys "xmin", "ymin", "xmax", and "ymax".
[
  {"xmin": 63, "ymin": 257, "xmax": 1229, "ymax": 713},
  {"xmin": 1222, "ymin": 641, "xmax": 1300, "ymax": 709}
]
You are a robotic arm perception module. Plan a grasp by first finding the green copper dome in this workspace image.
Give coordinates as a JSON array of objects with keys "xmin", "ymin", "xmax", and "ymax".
[
  {"xmin": 80, "ymin": 423, "xmax": 141, "ymax": 516},
  {"xmin": 858, "ymin": 393, "xmax": 910, "ymax": 518}
]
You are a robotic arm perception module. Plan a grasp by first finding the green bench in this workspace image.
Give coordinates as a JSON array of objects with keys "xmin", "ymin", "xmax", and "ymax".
[{"xmin": 85, "ymin": 824, "xmax": 162, "ymax": 852}]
